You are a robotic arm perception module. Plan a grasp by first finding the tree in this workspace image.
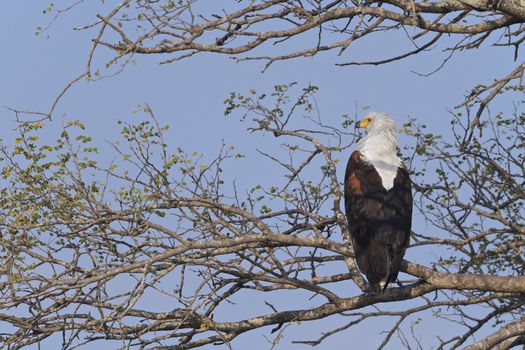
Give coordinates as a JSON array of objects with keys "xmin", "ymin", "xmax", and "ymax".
[
  {"xmin": 2, "ymin": 1, "xmax": 525, "ymax": 349},
  {"xmin": 36, "ymin": 0, "xmax": 525, "ymax": 124},
  {"xmin": 1, "ymin": 83, "xmax": 524, "ymax": 349}
]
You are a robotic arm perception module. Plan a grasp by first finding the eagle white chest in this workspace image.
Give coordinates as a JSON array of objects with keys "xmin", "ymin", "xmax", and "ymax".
[
  {"xmin": 359, "ymin": 131, "xmax": 401, "ymax": 191},
  {"xmin": 360, "ymin": 150, "xmax": 400, "ymax": 191}
]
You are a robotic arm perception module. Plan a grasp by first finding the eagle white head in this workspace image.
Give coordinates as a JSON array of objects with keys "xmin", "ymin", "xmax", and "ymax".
[
  {"xmin": 357, "ymin": 112, "xmax": 398, "ymax": 145},
  {"xmin": 357, "ymin": 112, "xmax": 401, "ymax": 191}
]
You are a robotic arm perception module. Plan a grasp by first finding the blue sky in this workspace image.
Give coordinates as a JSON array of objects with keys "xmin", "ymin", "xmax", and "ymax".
[{"xmin": 0, "ymin": 2, "xmax": 520, "ymax": 349}]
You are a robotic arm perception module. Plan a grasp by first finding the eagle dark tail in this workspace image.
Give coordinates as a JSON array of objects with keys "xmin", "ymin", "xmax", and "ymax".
[{"xmin": 356, "ymin": 244, "xmax": 392, "ymax": 294}]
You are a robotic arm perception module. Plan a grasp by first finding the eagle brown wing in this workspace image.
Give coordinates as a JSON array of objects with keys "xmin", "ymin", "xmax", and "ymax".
[
  {"xmin": 388, "ymin": 165, "xmax": 412, "ymax": 285},
  {"xmin": 344, "ymin": 151, "xmax": 412, "ymax": 292}
]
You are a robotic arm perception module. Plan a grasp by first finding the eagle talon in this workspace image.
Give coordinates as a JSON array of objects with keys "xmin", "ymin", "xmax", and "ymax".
[{"xmin": 368, "ymin": 283, "xmax": 382, "ymax": 295}]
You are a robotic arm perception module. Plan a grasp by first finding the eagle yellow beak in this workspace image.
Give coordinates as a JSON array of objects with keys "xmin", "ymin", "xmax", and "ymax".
[{"xmin": 357, "ymin": 117, "xmax": 371, "ymax": 128}]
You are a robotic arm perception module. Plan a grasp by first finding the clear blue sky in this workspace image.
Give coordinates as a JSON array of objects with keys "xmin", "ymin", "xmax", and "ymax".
[{"xmin": 0, "ymin": 2, "xmax": 519, "ymax": 349}]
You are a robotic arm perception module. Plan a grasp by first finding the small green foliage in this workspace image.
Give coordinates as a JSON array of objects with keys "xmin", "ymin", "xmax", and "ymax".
[
  {"xmin": 223, "ymin": 82, "xmax": 319, "ymax": 131},
  {"xmin": 43, "ymin": 3, "xmax": 54, "ymax": 14}
]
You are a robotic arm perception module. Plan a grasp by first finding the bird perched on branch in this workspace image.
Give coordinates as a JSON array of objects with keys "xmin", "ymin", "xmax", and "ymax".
[{"xmin": 344, "ymin": 112, "xmax": 412, "ymax": 293}]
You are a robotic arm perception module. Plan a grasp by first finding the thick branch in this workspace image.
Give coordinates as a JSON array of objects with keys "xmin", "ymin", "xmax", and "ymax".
[{"xmin": 462, "ymin": 317, "xmax": 525, "ymax": 350}]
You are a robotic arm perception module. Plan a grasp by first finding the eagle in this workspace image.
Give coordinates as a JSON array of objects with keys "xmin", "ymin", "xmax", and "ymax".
[{"xmin": 344, "ymin": 112, "xmax": 412, "ymax": 293}]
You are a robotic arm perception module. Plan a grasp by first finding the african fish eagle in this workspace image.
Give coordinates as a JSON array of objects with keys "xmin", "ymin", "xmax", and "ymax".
[{"xmin": 344, "ymin": 112, "xmax": 412, "ymax": 293}]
